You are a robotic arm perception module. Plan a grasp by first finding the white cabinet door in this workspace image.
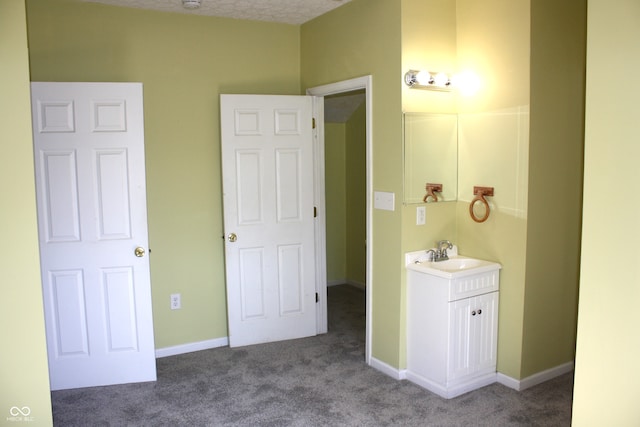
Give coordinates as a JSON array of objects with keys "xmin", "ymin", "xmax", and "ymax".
[
  {"xmin": 473, "ymin": 291, "xmax": 499, "ymax": 373},
  {"xmin": 32, "ymin": 82, "xmax": 156, "ymax": 390},
  {"xmin": 449, "ymin": 292, "xmax": 498, "ymax": 381},
  {"xmin": 449, "ymin": 297, "xmax": 474, "ymax": 380},
  {"xmin": 220, "ymin": 94, "xmax": 317, "ymax": 347}
]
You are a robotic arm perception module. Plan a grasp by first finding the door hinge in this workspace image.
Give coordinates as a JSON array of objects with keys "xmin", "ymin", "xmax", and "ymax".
[
  {"xmin": 312, "ymin": 118, "xmax": 316, "ymax": 129},
  {"xmin": 315, "ymin": 292, "xmax": 319, "ymax": 303},
  {"xmin": 314, "ymin": 206, "xmax": 317, "ymax": 218}
]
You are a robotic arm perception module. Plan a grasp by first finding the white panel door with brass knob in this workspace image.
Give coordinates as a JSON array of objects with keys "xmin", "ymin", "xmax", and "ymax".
[
  {"xmin": 221, "ymin": 94, "xmax": 317, "ymax": 347},
  {"xmin": 31, "ymin": 82, "xmax": 156, "ymax": 390}
]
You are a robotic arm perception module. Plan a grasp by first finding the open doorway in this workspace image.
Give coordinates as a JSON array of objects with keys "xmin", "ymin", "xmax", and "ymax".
[
  {"xmin": 323, "ymin": 90, "xmax": 367, "ymax": 352},
  {"xmin": 323, "ymin": 90, "xmax": 366, "ymax": 291},
  {"xmin": 307, "ymin": 76, "xmax": 373, "ymax": 364}
]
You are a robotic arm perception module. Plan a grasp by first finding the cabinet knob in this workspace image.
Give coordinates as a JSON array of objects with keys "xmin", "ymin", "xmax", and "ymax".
[
  {"xmin": 478, "ymin": 309, "xmax": 482, "ymax": 315},
  {"xmin": 471, "ymin": 310, "xmax": 476, "ymax": 316}
]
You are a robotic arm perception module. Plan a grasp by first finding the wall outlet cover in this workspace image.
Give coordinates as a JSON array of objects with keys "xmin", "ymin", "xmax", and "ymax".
[
  {"xmin": 170, "ymin": 293, "xmax": 181, "ymax": 310},
  {"xmin": 416, "ymin": 206, "xmax": 426, "ymax": 225}
]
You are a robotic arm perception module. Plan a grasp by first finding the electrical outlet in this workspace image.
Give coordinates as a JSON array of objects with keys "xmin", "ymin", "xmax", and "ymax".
[
  {"xmin": 416, "ymin": 206, "xmax": 426, "ymax": 225},
  {"xmin": 170, "ymin": 293, "xmax": 181, "ymax": 310}
]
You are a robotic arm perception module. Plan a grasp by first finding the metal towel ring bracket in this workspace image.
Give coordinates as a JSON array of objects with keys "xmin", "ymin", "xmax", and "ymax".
[{"xmin": 469, "ymin": 186, "xmax": 494, "ymax": 223}]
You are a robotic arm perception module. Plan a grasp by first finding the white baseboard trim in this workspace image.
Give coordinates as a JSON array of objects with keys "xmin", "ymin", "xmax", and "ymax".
[
  {"xmin": 497, "ymin": 361, "xmax": 574, "ymax": 391},
  {"xmin": 327, "ymin": 279, "xmax": 366, "ymax": 290},
  {"xmin": 406, "ymin": 370, "xmax": 497, "ymax": 399},
  {"xmin": 369, "ymin": 356, "xmax": 406, "ymax": 380},
  {"xmin": 155, "ymin": 337, "xmax": 229, "ymax": 358},
  {"xmin": 327, "ymin": 279, "xmax": 346, "ymax": 287},
  {"xmin": 346, "ymin": 280, "xmax": 366, "ymax": 290},
  {"xmin": 370, "ymin": 358, "xmax": 573, "ymax": 396}
]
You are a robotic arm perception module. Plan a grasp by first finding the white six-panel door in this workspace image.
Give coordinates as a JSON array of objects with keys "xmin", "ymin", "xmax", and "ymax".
[
  {"xmin": 221, "ymin": 94, "xmax": 317, "ymax": 347},
  {"xmin": 31, "ymin": 82, "xmax": 156, "ymax": 390}
]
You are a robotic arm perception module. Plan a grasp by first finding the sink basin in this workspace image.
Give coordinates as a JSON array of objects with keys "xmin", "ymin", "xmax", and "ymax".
[
  {"xmin": 406, "ymin": 250, "xmax": 501, "ymax": 279},
  {"xmin": 429, "ymin": 257, "xmax": 484, "ymax": 271}
]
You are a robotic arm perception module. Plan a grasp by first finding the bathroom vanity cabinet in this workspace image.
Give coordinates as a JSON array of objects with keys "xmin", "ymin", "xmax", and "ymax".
[{"xmin": 405, "ymin": 265, "xmax": 500, "ymax": 399}]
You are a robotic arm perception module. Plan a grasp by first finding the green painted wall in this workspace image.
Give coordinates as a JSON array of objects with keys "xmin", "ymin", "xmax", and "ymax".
[
  {"xmin": 401, "ymin": 0, "xmax": 457, "ymax": 114},
  {"xmin": 401, "ymin": 0, "xmax": 584, "ymax": 380},
  {"xmin": 455, "ymin": 0, "xmax": 531, "ymax": 379},
  {"xmin": 324, "ymin": 122, "xmax": 347, "ymax": 282},
  {"xmin": 573, "ymin": 0, "xmax": 640, "ymax": 424},
  {"xmin": 301, "ymin": 0, "xmax": 403, "ymax": 366},
  {"xmin": 345, "ymin": 102, "xmax": 367, "ymax": 286},
  {"xmin": 522, "ymin": 0, "xmax": 585, "ymax": 378},
  {"xmin": 0, "ymin": 1, "xmax": 53, "ymax": 424},
  {"xmin": 26, "ymin": 0, "xmax": 301, "ymax": 349},
  {"xmin": 457, "ymin": 0, "xmax": 584, "ymax": 380}
]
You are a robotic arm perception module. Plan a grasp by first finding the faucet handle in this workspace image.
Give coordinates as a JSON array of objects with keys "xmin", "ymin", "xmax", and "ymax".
[
  {"xmin": 425, "ymin": 249, "xmax": 436, "ymax": 261},
  {"xmin": 435, "ymin": 240, "xmax": 452, "ymax": 261},
  {"xmin": 437, "ymin": 240, "xmax": 453, "ymax": 249}
]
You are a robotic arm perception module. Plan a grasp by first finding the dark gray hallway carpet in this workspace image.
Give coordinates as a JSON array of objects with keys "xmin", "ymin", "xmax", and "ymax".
[{"xmin": 51, "ymin": 285, "xmax": 573, "ymax": 426}]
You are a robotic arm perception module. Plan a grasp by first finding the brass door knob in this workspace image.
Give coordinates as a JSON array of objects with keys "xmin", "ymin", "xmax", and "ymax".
[
  {"xmin": 228, "ymin": 233, "xmax": 237, "ymax": 242},
  {"xmin": 134, "ymin": 247, "xmax": 146, "ymax": 257}
]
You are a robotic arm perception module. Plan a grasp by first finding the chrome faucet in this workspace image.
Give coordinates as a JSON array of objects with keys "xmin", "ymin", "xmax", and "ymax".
[
  {"xmin": 424, "ymin": 249, "xmax": 437, "ymax": 262},
  {"xmin": 435, "ymin": 240, "xmax": 453, "ymax": 262},
  {"xmin": 423, "ymin": 241, "xmax": 453, "ymax": 262}
]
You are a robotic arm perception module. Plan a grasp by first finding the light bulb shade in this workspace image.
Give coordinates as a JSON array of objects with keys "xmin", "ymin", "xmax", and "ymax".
[
  {"xmin": 433, "ymin": 72, "xmax": 450, "ymax": 87},
  {"xmin": 415, "ymin": 70, "xmax": 433, "ymax": 86}
]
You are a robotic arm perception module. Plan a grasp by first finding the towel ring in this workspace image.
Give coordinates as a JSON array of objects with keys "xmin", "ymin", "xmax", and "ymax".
[
  {"xmin": 423, "ymin": 189, "xmax": 438, "ymax": 203},
  {"xmin": 423, "ymin": 183, "xmax": 443, "ymax": 203},
  {"xmin": 469, "ymin": 195, "xmax": 490, "ymax": 222},
  {"xmin": 469, "ymin": 186, "xmax": 494, "ymax": 223}
]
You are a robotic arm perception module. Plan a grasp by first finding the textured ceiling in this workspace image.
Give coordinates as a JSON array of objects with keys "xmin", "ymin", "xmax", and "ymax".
[{"xmin": 82, "ymin": 0, "xmax": 352, "ymax": 25}]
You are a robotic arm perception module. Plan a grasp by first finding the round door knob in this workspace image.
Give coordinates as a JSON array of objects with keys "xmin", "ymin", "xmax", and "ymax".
[
  {"xmin": 228, "ymin": 233, "xmax": 237, "ymax": 243},
  {"xmin": 471, "ymin": 310, "xmax": 476, "ymax": 316},
  {"xmin": 478, "ymin": 309, "xmax": 482, "ymax": 315},
  {"xmin": 134, "ymin": 247, "xmax": 146, "ymax": 257}
]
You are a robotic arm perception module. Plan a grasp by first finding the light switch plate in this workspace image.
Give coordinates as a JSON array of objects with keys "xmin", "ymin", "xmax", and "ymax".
[{"xmin": 374, "ymin": 191, "xmax": 395, "ymax": 211}]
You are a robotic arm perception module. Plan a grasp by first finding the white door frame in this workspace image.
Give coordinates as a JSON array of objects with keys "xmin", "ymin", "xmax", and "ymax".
[{"xmin": 306, "ymin": 75, "xmax": 373, "ymax": 365}]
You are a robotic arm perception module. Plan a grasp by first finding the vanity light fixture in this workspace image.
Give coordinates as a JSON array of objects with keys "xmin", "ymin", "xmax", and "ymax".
[
  {"xmin": 182, "ymin": 0, "xmax": 201, "ymax": 9},
  {"xmin": 404, "ymin": 69, "xmax": 452, "ymax": 91}
]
